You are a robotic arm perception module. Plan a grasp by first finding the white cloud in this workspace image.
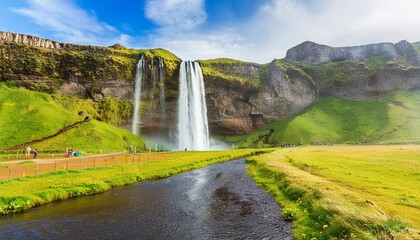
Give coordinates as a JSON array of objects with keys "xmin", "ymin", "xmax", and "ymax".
[
  {"xmin": 12, "ymin": 0, "xmax": 129, "ymax": 46},
  {"xmin": 241, "ymin": 0, "xmax": 420, "ymax": 62},
  {"xmin": 145, "ymin": 0, "xmax": 207, "ymax": 30},
  {"xmin": 147, "ymin": 0, "xmax": 420, "ymax": 63}
]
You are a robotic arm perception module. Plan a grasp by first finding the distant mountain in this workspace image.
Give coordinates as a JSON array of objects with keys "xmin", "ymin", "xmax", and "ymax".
[{"xmin": 286, "ymin": 40, "xmax": 420, "ymax": 65}]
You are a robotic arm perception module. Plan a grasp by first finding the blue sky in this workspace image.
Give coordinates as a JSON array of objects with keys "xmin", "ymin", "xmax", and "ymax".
[{"xmin": 1, "ymin": 0, "xmax": 420, "ymax": 63}]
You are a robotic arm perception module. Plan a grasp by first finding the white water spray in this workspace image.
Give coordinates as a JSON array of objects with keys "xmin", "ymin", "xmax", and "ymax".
[
  {"xmin": 131, "ymin": 56, "xmax": 144, "ymax": 135},
  {"xmin": 177, "ymin": 61, "xmax": 210, "ymax": 150}
]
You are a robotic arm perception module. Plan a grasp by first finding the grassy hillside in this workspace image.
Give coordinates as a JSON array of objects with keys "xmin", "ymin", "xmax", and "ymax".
[
  {"xmin": 0, "ymin": 83, "xmax": 144, "ymax": 151},
  {"xmin": 237, "ymin": 91, "xmax": 420, "ymax": 147}
]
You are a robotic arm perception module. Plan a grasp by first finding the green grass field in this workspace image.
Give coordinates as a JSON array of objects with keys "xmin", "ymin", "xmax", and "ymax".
[
  {"xmin": 0, "ymin": 83, "xmax": 144, "ymax": 151},
  {"xmin": 0, "ymin": 149, "xmax": 268, "ymax": 215},
  {"xmin": 247, "ymin": 145, "xmax": 420, "ymax": 239},
  {"xmin": 237, "ymin": 91, "xmax": 420, "ymax": 147}
]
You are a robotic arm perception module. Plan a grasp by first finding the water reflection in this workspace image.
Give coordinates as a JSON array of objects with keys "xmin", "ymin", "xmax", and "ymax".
[{"xmin": 0, "ymin": 159, "xmax": 292, "ymax": 239}]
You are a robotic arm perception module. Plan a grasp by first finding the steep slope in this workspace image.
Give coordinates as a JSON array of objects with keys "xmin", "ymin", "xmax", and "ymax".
[
  {"xmin": 0, "ymin": 83, "xmax": 144, "ymax": 151},
  {"xmin": 236, "ymin": 91, "xmax": 420, "ymax": 147}
]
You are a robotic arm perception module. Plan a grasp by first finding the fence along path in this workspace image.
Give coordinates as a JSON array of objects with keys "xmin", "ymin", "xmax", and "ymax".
[{"xmin": 0, "ymin": 153, "xmax": 177, "ymax": 181}]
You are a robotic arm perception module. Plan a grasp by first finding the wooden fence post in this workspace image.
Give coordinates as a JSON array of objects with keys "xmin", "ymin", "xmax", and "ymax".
[
  {"xmin": 54, "ymin": 160, "xmax": 57, "ymax": 173},
  {"xmin": 8, "ymin": 167, "xmax": 12, "ymax": 180}
]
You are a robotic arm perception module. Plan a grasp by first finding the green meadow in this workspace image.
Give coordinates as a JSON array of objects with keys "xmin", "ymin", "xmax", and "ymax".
[
  {"xmin": 247, "ymin": 145, "xmax": 420, "ymax": 239},
  {"xmin": 237, "ymin": 91, "xmax": 420, "ymax": 147}
]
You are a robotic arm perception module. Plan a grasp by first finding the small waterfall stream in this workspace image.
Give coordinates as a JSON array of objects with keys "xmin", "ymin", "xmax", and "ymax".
[
  {"xmin": 132, "ymin": 56, "xmax": 166, "ymax": 136},
  {"xmin": 177, "ymin": 61, "xmax": 210, "ymax": 150},
  {"xmin": 159, "ymin": 59, "xmax": 166, "ymax": 126}
]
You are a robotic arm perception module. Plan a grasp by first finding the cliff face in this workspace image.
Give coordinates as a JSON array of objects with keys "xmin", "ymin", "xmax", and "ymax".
[
  {"xmin": 1, "ymin": 31, "xmax": 420, "ymax": 135},
  {"xmin": 0, "ymin": 31, "xmax": 109, "ymax": 52},
  {"xmin": 286, "ymin": 40, "xmax": 419, "ymax": 66}
]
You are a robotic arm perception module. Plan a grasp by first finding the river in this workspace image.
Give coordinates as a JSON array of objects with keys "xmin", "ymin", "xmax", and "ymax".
[{"xmin": 0, "ymin": 159, "xmax": 292, "ymax": 239}]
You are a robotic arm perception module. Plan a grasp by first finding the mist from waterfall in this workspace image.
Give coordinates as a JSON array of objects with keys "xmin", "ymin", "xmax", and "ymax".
[
  {"xmin": 131, "ymin": 56, "xmax": 144, "ymax": 135},
  {"xmin": 177, "ymin": 61, "xmax": 210, "ymax": 150}
]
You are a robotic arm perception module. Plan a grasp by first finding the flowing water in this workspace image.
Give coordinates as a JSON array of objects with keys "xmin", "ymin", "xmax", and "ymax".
[
  {"xmin": 177, "ymin": 61, "xmax": 210, "ymax": 150},
  {"xmin": 0, "ymin": 160, "xmax": 292, "ymax": 239},
  {"xmin": 159, "ymin": 58, "xmax": 166, "ymax": 126},
  {"xmin": 131, "ymin": 55, "xmax": 145, "ymax": 135}
]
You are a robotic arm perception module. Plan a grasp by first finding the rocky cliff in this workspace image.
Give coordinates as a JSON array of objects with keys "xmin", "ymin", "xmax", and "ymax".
[
  {"xmin": 1, "ymin": 31, "xmax": 419, "ymax": 136},
  {"xmin": 286, "ymin": 40, "xmax": 419, "ymax": 66}
]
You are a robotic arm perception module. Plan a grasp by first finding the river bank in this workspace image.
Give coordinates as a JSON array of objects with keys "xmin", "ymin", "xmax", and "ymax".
[
  {"xmin": 0, "ymin": 149, "xmax": 270, "ymax": 215},
  {"xmin": 0, "ymin": 159, "xmax": 292, "ymax": 239}
]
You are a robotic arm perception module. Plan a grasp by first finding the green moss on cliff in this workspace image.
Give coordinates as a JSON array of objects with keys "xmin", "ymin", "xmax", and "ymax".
[
  {"xmin": 273, "ymin": 59, "xmax": 315, "ymax": 86},
  {"xmin": 0, "ymin": 42, "xmax": 181, "ymax": 92},
  {"xmin": 197, "ymin": 58, "xmax": 261, "ymax": 89}
]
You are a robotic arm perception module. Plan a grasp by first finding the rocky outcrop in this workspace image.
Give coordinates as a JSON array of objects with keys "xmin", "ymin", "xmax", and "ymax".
[
  {"xmin": 0, "ymin": 31, "xmax": 109, "ymax": 52},
  {"xmin": 204, "ymin": 60, "xmax": 316, "ymax": 134},
  {"xmin": 286, "ymin": 40, "xmax": 419, "ymax": 65}
]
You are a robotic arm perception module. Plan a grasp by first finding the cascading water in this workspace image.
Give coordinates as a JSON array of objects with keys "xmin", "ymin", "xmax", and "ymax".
[
  {"xmin": 131, "ymin": 56, "xmax": 144, "ymax": 135},
  {"xmin": 159, "ymin": 58, "xmax": 166, "ymax": 125},
  {"xmin": 177, "ymin": 61, "xmax": 210, "ymax": 150}
]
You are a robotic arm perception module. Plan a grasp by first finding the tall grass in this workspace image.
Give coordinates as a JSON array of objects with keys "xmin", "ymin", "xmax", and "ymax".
[{"xmin": 247, "ymin": 145, "xmax": 419, "ymax": 239}]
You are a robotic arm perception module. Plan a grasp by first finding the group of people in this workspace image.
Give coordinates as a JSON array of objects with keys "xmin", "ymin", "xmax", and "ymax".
[
  {"xmin": 66, "ymin": 148, "xmax": 74, "ymax": 157},
  {"xmin": 24, "ymin": 146, "xmax": 38, "ymax": 159}
]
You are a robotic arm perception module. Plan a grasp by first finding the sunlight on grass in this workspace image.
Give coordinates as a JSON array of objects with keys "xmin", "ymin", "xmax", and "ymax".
[
  {"xmin": 247, "ymin": 145, "xmax": 420, "ymax": 239},
  {"xmin": 0, "ymin": 149, "xmax": 269, "ymax": 215}
]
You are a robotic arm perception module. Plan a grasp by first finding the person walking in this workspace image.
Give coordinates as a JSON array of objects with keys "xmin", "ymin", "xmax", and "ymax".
[
  {"xmin": 25, "ymin": 146, "xmax": 31, "ymax": 158},
  {"xmin": 33, "ymin": 149, "xmax": 38, "ymax": 159}
]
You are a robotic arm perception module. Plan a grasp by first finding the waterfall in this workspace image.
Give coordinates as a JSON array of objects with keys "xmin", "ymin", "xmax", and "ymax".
[
  {"xmin": 177, "ymin": 61, "xmax": 210, "ymax": 150},
  {"xmin": 131, "ymin": 56, "xmax": 144, "ymax": 135},
  {"xmin": 159, "ymin": 58, "xmax": 166, "ymax": 126}
]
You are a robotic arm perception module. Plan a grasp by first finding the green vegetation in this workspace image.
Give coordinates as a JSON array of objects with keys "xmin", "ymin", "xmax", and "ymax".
[
  {"xmin": 0, "ymin": 84, "xmax": 79, "ymax": 149},
  {"xmin": 0, "ymin": 149, "xmax": 269, "ymax": 215},
  {"xmin": 0, "ymin": 42, "xmax": 181, "ymax": 94},
  {"xmin": 272, "ymin": 59, "xmax": 315, "ymax": 86},
  {"xmin": 0, "ymin": 83, "xmax": 143, "ymax": 151},
  {"xmin": 197, "ymin": 58, "xmax": 262, "ymax": 89},
  {"xmin": 412, "ymin": 42, "xmax": 420, "ymax": 55},
  {"xmin": 236, "ymin": 91, "xmax": 420, "ymax": 147},
  {"xmin": 247, "ymin": 146, "xmax": 419, "ymax": 239}
]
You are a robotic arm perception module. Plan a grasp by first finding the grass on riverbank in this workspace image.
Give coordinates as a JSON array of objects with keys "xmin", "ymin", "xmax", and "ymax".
[
  {"xmin": 0, "ymin": 149, "xmax": 270, "ymax": 215},
  {"xmin": 247, "ymin": 145, "xmax": 420, "ymax": 239}
]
